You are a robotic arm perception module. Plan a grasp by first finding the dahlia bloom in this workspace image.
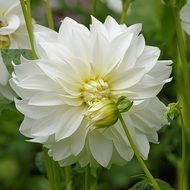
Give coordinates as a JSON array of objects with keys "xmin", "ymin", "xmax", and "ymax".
[
  {"xmin": 11, "ymin": 16, "xmax": 172, "ymax": 167},
  {"xmin": 0, "ymin": 53, "xmax": 14, "ymax": 100},
  {"xmin": 180, "ymin": 0, "xmax": 190, "ymax": 35},
  {"xmin": 0, "ymin": 0, "xmax": 30, "ymax": 49}
]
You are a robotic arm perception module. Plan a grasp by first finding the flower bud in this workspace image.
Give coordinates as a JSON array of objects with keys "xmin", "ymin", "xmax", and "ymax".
[
  {"xmin": 86, "ymin": 99, "xmax": 119, "ymax": 128},
  {"xmin": 116, "ymin": 96, "xmax": 133, "ymax": 113},
  {"xmin": 165, "ymin": 102, "xmax": 181, "ymax": 120}
]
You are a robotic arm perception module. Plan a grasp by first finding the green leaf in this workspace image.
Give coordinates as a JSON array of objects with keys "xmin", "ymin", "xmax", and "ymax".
[
  {"xmin": 129, "ymin": 179, "xmax": 175, "ymax": 190},
  {"xmin": 1, "ymin": 49, "xmax": 33, "ymax": 73},
  {"xmin": 0, "ymin": 95, "xmax": 14, "ymax": 114}
]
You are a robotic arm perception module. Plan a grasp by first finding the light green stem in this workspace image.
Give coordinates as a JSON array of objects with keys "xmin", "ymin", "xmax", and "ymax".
[
  {"xmin": 64, "ymin": 166, "xmax": 72, "ymax": 190},
  {"xmin": 44, "ymin": 0, "xmax": 55, "ymax": 30},
  {"xmin": 179, "ymin": 110, "xmax": 188, "ymax": 190},
  {"xmin": 118, "ymin": 114, "xmax": 160, "ymax": 190},
  {"xmin": 20, "ymin": 0, "xmax": 37, "ymax": 59},
  {"xmin": 120, "ymin": 0, "xmax": 130, "ymax": 24},
  {"xmin": 91, "ymin": 0, "xmax": 97, "ymax": 16},
  {"xmin": 172, "ymin": 6, "xmax": 190, "ymax": 190},
  {"xmin": 85, "ymin": 165, "xmax": 90, "ymax": 190},
  {"xmin": 43, "ymin": 147, "xmax": 61, "ymax": 190}
]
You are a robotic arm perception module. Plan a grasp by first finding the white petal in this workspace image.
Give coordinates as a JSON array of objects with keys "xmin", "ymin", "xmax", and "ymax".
[
  {"xmin": 104, "ymin": 128, "xmax": 134, "ymax": 161},
  {"xmin": 15, "ymin": 99, "xmax": 57, "ymax": 119},
  {"xmin": 110, "ymin": 67, "xmax": 146, "ymax": 90},
  {"xmin": 0, "ymin": 1, "xmax": 18, "ymax": 12},
  {"xmin": 0, "ymin": 15, "xmax": 20, "ymax": 35},
  {"xmin": 104, "ymin": 16, "xmax": 123, "ymax": 39},
  {"xmin": 17, "ymin": 74, "xmax": 60, "ymax": 92},
  {"xmin": 55, "ymin": 106, "xmax": 85, "ymax": 141},
  {"xmin": 28, "ymin": 92, "xmax": 66, "ymax": 106},
  {"xmin": 135, "ymin": 131, "xmax": 150, "ymax": 160},
  {"xmin": 70, "ymin": 119, "xmax": 89, "ymax": 156},
  {"xmin": 52, "ymin": 139, "xmax": 72, "ymax": 161},
  {"xmin": 0, "ymin": 53, "xmax": 10, "ymax": 85},
  {"xmin": 11, "ymin": 25, "xmax": 30, "ymax": 49},
  {"xmin": 89, "ymin": 130, "xmax": 113, "ymax": 167},
  {"xmin": 90, "ymin": 16, "xmax": 107, "ymax": 37},
  {"xmin": 180, "ymin": 3, "xmax": 190, "ymax": 35},
  {"xmin": 136, "ymin": 46, "xmax": 160, "ymax": 72},
  {"xmin": 128, "ymin": 97, "xmax": 168, "ymax": 132}
]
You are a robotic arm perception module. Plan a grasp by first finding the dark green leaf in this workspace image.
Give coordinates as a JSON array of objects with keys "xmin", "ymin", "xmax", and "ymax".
[{"xmin": 129, "ymin": 179, "xmax": 175, "ymax": 190}]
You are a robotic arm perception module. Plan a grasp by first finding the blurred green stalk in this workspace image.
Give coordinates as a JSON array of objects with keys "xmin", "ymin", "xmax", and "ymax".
[
  {"xmin": 43, "ymin": 147, "xmax": 62, "ymax": 190},
  {"xmin": 20, "ymin": 0, "xmax": 37, "ymax": 59},
  {"xmin": 171, "ymin": 4, "xmax": 190, "ymax": 190},
  {"xmin": 120, "ymin": 0, "xmax": 131, "ymax": 24},
  {"xmin": 44, "ymin": 0, "xmax": 55, "ymax": 30},
  {"xmin": 64, "ymin": 166, "xmax": 72, "ymax": 190},
  {"xmin": 91, "ymin": 0, "xmax": 97, "ymax": 16}
]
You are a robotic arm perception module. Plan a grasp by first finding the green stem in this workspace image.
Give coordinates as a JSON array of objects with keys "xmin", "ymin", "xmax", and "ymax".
[
  {"xmin": 64, "ymin": 166, "xmax": 72, "ymax": 190},
  {"xmin": 120, "ymin": 0, "xmax": 130, "ymax": 24},
  {"xmin": 118, "ymin": 114, "xmax": 160, "ymax": 190},
  {"xmin": 179, "ymin": 110, "xmax": 188, "ymax": 190},
  {"xmin": 44, "ymin": 0, "xmax": 55, "ymax": 30},
  {"xmin": 172, "ymin": 6, "xmax": 190, "ymax": 129},
  {"xmin": 91, "ymin": 0, "xmax": 97, "ymax": 16},
  {"xmin": 171, "ymin": 5, "xmax": 190, "ymax": 190},
  {"xmin": 20, "ymin": 0, "xmax": 37, "ymax": 59},
  {"xmin": 43, "ymin": 147, "xmax": 61, "ymax": 190},
  {"xmin": 85, "ymin": 165, "xmax": 90, "ymax": 190}
]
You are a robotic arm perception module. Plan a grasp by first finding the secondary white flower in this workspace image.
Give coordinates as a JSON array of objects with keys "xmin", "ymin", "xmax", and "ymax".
[
  {"xmin": 0, "ymin": 53, "xmax": 15, "ymax": 100},
  {"xmin": 180, "ymin": 0, "xmax": 190, "ymax": 35},
  {"xmin": 10, "ymin": 16, "xmax": 172, "ymax": 168},
  {"xmin": 106, "ymin": 0, "xmax": 122, "ymax": 13},
  {"xmin": 0, "ymin": 0, "xmax": 30, "ymax": 49}
]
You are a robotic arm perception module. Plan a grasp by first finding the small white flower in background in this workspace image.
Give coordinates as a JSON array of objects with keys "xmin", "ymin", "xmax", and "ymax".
[
  {"xmin": 106, "ymin": 0, "xmax": 122, "ymax": 13},
  {"xmin": 10, "ymin": 16, "xmax": 172, "ymax": 168},
  {"xmin": 180, "ymin": 0, "xmax": 190, "ymax": 35},
  {"xmin": 0, "ymin": 0, "xmax": 30, "ymax": 49},
  {"xmin": 0, "ymin": 53, "xmax": 14, "ymax": 100}
]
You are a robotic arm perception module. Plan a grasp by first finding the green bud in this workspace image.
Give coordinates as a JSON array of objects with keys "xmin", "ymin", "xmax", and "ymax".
[
  {"xmin": 165, "ymin": 102, "xmax": 181, "ymax": 120},
  {"xmin": 116, "ymin": 96, "xmax": 133, "ymax": 113},
  {"xmin": 86, "ymin": 99, "xmax": 119, "ymax": 128}
]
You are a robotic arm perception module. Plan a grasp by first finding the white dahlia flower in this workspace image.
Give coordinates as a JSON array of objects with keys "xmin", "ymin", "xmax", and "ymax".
[
  {"xmin": 0, "ymin": 53, "xmax": 15, "ymax": 100},
  {"xmin": 0, "ymin": 0, "xmax": 30, "ymax": 49},
  {"xmin": 10, "ymin": 16, "xmax": 172, "ymax": 168},
  {"xmin": 180, "ymin": 0, "xmax": 190, "ymax": 35}
]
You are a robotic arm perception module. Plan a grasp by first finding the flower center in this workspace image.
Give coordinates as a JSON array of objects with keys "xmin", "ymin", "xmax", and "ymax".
[
  {"xmin": 0, "ymin": 19, "xmax": 10, "ymax": 48},
  {"xmin": 0, "ymin": 17, "xmax": 7, "ymax": 28},
  {"xmin": 82, "ymin": 79, "xmax": 112, "ymax": 106},
  {"xmin": 0, "ymin": 35, "xmax": 10, "ymax": 48}
]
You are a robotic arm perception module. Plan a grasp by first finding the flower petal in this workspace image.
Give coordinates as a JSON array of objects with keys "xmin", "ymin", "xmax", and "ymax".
[{"xmin": 89, "ymin": 130, "xmax": 113, "ymax": 167}]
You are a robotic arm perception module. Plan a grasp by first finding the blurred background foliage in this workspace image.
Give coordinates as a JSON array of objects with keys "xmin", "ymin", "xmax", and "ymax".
[{"xmin": 0, "ymin": 0, "xmax": 189, "ymax": 189}]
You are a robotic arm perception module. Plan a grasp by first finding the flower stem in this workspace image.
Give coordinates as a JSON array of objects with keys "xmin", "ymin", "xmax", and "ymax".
[
  {"xmin": 118, "ymin": 114, "xmax": 160, "ymax": 190},
  {"xmin": 120, "ymin": 0, "xmax": 130, "ymax": 24},
  {"xmin": 44, "ymin": 0, "xmax": 55, "ymax": 30},
  {"xmin": 43, "ymin": 147, "xmax": 61, "ymax": 190},
  {"xmin": 20, "ymin": 0, "xmax": 37, "ymax": 59},
  {"xmin": 91, "ymin": 0, "xmax": 97, "ymax": 16},
  {"xmin": 171, "ymin": 5, "xmax": 190, "ymax": 190},
  {"xmin": 64, "ymin": 166, "xmax": 72, "ymax": 190},
  {"xmin": 85, "ymin": 165, "xmax": 90, "ymax": 190},
  {"xmin": 179, "ymin": 110, "xmax": 188, "ymax": 190}
]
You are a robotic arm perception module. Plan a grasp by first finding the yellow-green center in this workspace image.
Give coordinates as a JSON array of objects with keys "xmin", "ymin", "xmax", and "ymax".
[
  {"xmin": 82, "ymin": 79, "xmax": 112, "ymax": 106},
  {"xmin": 0, "ymin": 19, "xmax": 10, "ymax": 48}
]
